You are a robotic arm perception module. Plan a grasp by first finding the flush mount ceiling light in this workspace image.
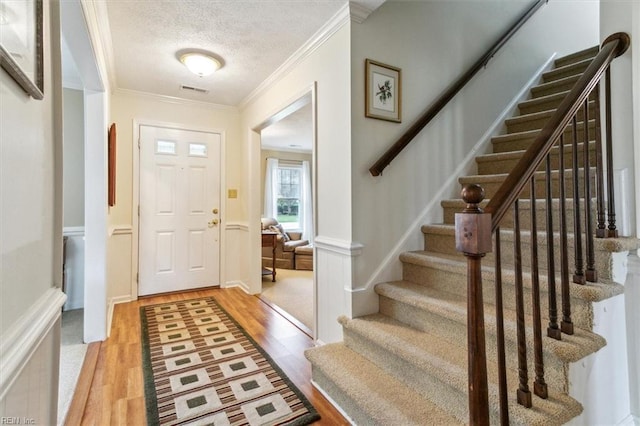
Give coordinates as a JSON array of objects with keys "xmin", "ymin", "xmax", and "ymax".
[{"xmin": 179, "ymin": 52, "xmax": 221, "ymax": 77}]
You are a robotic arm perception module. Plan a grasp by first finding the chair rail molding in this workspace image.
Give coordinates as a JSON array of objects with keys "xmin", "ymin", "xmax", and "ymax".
[
  {"xmin": 0, "ymin": 288, "xmax": 66, "ymax": 400},
  {"xmin": 314, "ymin": 235, "xmax": 364, "ymax": 257},
  {"xmin": 63, "ymin": 226, "xmax": 85, "ymax": 237},
  {"xmin": 225, "ymin": 222, "xmax": 250, "ymax": 232}
]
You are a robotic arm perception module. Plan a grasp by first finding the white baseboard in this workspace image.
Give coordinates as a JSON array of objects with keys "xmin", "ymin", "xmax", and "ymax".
[
  {"xmin": 0, "ymin": 288, "xmax": 67, "ymax": 400},
  {"xmin": 223, "ymin": 280, "xmax": 250, "ymax": 293},
  {"xmin": 107, "ymin": 295, "xmax": 135, "ymax": 338},
  {"xmin": 309, "ymin": 379, "xmax": 355, "ymax": 425}
]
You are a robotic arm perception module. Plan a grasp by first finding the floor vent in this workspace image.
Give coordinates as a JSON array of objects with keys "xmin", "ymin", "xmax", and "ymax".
[{"xmin": 180, "ymin": 84, "xmax": 209, "ymax": 94}]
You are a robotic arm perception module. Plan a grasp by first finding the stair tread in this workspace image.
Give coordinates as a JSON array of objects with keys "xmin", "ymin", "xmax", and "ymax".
[
  {"xmin": 305, "ymin": 342, "xmax": 463, "ymax": 425},
  {"xmin": 554, "ymin": 46, "xmax": 599, "ymax": 67},
  {"xmin": 420, "ymin": 223, "xmax": 640, "ymax": 253},
  {"xmin": 375, "ymin": 280, "xmax": 607, "ymax": 363},
  {"xmin": 399, "ymin": 250, "xmax": 624, "ymax": 303},
  {"xmin": 543, "ymin": 57, "xmax": 594, "ymax": 80},
  {"xmin": 476, "ymin": 141, "xmax": 596, "ymax": 163},
  {"xmin": 458, "ymin": 166, "xmax": 596, "ymax": 182},
  {"xmin": 340, "ymin": 314, "xmax": 592, "ymax": 406},
  {"xmin": 531, "ymin": 74, "xmax": 580, "ymax": 95}
]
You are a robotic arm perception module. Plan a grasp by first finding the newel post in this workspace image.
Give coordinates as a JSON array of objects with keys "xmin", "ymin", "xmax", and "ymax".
[{"xmin": 455, "ymin": 184, "xmax": 492, "ymax": 425}]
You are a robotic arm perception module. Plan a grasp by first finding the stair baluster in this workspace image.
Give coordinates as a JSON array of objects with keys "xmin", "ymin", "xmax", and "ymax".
[
  {"xmin": 545, "ymin": 154, "xmax": 561, "ymax": 340},
  {"xmin": 558, "ymin": 134, "xmax": 575, "ymax": 334},
  {"xmin": 583, "ymin": 98, "xmax": 597, "ymax": 281},
  {"xmin": 571, "ymin": 115, "xmax": 586, "ymax": 284},
  {"xmin": 529, "ymin": 178, "xmax": 548, "ymax": 398},
  {"xmin": 595, "ymin": 83, "xmax": 607, "ymax": 238},
  {"xmin": 493, "ymin": 228, "xmax": 510, "ymax": 425},
  {"xmin": 604, "ymin": 68, "xmax": 618, "ymax": 237},
  {"xmin": 513, "ymin": 200, "xmax": 532, "ymax": 407}
]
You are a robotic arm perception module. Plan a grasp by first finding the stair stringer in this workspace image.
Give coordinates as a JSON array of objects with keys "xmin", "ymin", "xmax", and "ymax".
[{"xmin": 353, "ymin": 54, "xmax": 557, "ymax": 318}]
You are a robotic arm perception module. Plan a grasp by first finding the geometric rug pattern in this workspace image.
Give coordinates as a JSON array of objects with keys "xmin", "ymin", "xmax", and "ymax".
[{"xmin": 141, "ymin": 297, "xmax": 320, "ymax": 425}]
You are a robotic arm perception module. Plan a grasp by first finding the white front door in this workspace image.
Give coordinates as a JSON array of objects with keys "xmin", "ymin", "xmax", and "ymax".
[{"xmin": 139, "ymin": 125, "xmax": 221, "ymax": 296}]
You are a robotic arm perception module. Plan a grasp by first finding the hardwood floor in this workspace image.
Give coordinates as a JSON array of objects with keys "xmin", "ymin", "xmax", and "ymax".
[{"xmin": 74, "ymin": 287, "xmax": 348, "ymax": 425}]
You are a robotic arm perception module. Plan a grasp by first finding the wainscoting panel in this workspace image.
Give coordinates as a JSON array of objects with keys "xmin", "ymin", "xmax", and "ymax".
[
  {"xmin": 0, "ymin": 288, "xmax": 66, "ymax": 424},
  {"xmin": 63, "ymin": 227, "xmax": 85, "ymax": 311},
  {"xmin": 224, "ymin": 223, "xmax": 249, "ymax": 291},
  {"xmin": 314, "ymin": 236, "xmax": 363, "ymax": 344},
  {"xmin": 107, "ymin": 226, "xmax": 134, "ymax": 335}
]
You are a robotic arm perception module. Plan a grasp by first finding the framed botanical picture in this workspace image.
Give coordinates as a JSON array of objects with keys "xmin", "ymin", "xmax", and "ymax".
[
  {"xmin": 0, "ymin": 0, "xmax": 44, "ymax": 99},
  {"xmin": 365, "ymin": 59, "xmax": 401, "ymax": 123}
]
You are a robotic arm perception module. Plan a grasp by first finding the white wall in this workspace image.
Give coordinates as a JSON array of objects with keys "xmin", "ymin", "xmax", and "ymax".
[
  {"xmin": 63, "ymin": 88, "xmax": 85, "ymax": 227},
  {"xmin": 62, "ymin": 88, "xmax": 85, "ymax": 311},
  {"xmin": 601, "ymin": 0, "xmax": 637, "ymax": 238},
  {"xmin": 349, "ymin": 0, "xmax": 600, "ymax": 314},
  {"xmin": 241, "ymin": 16, "xmax": 352, "ymax": 343},
  {"xmin": 599, "ymin": 2, "xmax": 638, "ymax": 422},
  {"xmin": 108, "ymin": 91, "xmax": 242, "ymax": 306},
  {"xmin": 0, "ymin": 0, "xmax": 66, "ymax": 422}
]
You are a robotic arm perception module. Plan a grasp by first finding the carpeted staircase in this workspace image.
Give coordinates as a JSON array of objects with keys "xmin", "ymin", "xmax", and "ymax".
[{"xmin": 306, "ymin": 46, "xmax": 637, "ymax": 425}]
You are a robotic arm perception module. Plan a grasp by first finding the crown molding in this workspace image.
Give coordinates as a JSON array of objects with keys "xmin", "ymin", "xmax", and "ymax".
[
  {"xmin": 80, "ymin": 0, "xmax": 117, "ymax": 91},
  {"xmin": 350, "ymin": 0, "xmax": 387, "ymax": 24},
  {"xmin": 239, "ymin": 3, "xmax": 351, "ymax": 110},
  {"xmin": 114, "ymin": 88, "xmax": 239, "ymax": 112},
  {"xmin": 349, "ymin": 2, "xmax": 374, "ymax": 24}
]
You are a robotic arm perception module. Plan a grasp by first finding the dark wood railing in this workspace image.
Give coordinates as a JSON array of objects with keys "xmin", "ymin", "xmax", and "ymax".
[
  {"xmin": 369, "ymin": 0, "xmax": 547, "ymax": 177},
  {"xmin": 455, "ymin": 32, "xmax": 630, "ymax": 424}
]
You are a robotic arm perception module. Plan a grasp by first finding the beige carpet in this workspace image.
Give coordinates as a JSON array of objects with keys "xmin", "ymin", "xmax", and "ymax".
[{"xmin": 261, "ymin": 269, "xmax": 313, "ymax": 332}]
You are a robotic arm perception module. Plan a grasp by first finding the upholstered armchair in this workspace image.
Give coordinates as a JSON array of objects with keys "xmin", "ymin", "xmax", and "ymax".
[{"xmin": 261, "ymin": 218, "xmax": 309, "ymax": 269}]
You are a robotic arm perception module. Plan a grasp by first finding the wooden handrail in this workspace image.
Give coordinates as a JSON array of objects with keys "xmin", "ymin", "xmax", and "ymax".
[
  {"xmin": 369, "ymin": 0, "xmax": 547, "ymax": 177},
  {"xmin": 484, "ymin": 32, "xmax": 631, "ymax": 229}
]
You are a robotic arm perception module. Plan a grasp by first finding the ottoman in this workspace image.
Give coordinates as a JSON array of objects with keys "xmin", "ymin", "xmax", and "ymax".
[{"xmin": 294, "ymin": 245, "xmax": 314, "ymax": 270}]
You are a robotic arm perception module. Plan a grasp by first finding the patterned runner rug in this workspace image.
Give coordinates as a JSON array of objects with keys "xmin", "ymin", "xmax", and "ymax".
[{"xmin": 141, "ymin": 297, "xmax": 321, "ymax": 425}]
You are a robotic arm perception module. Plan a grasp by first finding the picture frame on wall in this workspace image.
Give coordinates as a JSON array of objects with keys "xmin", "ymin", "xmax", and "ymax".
[
  {"xmin": 0, "ymin": 0, "xmax": 44, "ymax": 99},
  {"xmin": 365, "ymin": 59, "xmax": 401, "ymax": 123}
]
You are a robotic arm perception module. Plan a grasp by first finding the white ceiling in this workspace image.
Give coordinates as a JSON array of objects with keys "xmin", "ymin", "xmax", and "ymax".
[
  {"xmin": 64, "ymin": 1, "xmax": 386, "ymax": 151},
  {"xmin": 104, "ymin": 0, "xmax": 348, "ymax": 106}
]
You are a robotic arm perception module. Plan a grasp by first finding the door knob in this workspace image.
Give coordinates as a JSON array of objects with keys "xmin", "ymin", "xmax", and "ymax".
[{"xmin": 208, "ymin": 219, "xmax": 219, "ymax": 228}]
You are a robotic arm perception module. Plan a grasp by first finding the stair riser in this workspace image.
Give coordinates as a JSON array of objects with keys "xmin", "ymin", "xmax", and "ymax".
[
  {"xmin": 505, "ymin": 111, "xmax": 596, "ymax": 134},
  {"xmin": 477, "ymin": 146, "xmax": 597, "ymax": 175},
  {"xmin": 555, "ymin": 48, "xmax": 599, "ymax": 68},
  {"xmin": 542, "ymin": 61, "xmax": 591, "ymax": 83},
  {"xmin": 343, "ymin": 331, "xmax": 468, "ymax": 423},
  {"xmin": 492, "ymin": 122, "xmax": 597, "ymax": 153},
  {"xmin": 308, "ymin": 368, "xmax": 373, "ymax": 426},
  {"xmin": 459, "ymin": 173, "xmax": 595, "ymax": 200},
  {"xmin": 402, "ymin": 262, "xmax": 594, "ymax": 330},
  {"xmin": 422, "ymin": 232, "xmax": 617, "ymax": 282},
  {"xmin": 519, "ymin": 93, "xmax": 596, "ymax": 116},
  {"xmin": 506, "ymin": 104, "xmax": 595, "ymax": 134},
  {"xmin": 443, "ymin": 201, "xmax": 597, "ymax": 233},
  {"xmin": 531, "ymin": 77, "xmax": 579, "ymax": 98},
  {"xmin": 378, "ymin": 296, "xmax": 568, "ymax": 392}
]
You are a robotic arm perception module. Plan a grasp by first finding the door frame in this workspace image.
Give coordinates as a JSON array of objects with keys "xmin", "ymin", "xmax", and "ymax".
[
  {"xmin": 249, "ymin": 83, "xmax": 318, "ymax": 336},
  {"xmin": 132, "ymin": 119, "xmax": 227, "ymax": 299}
]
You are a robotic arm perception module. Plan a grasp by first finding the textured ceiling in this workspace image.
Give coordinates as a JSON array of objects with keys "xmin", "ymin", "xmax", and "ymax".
[{"xmin": 105, "ymin": 0, "xmax": 347, "ymax": 106}]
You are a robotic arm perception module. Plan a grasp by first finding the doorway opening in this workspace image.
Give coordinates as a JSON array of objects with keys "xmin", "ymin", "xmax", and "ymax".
[{"xmin": 256, "ymin": 91, "xmax": 316, "ymax": 336}]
